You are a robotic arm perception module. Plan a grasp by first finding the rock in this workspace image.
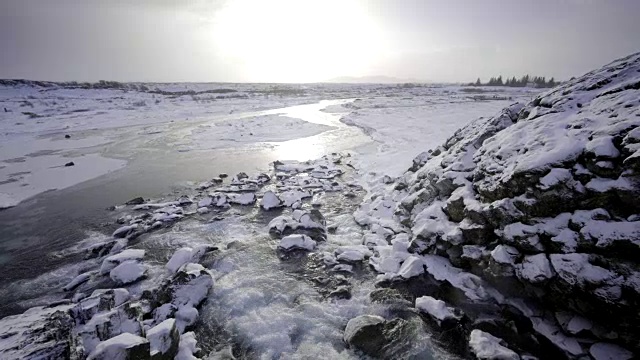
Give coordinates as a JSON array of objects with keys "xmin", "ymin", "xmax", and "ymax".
[
  {"xmin": 227, "ymin": 193, "xmax": 256, "ymax": 205},
  {"xmin": 329, "ymin": 285, "xmax": 352, "ymax": 300},
  {"xmin": 278, "ymin": 234, "xmax": 316, "ymax": 251},
  {"xmin": 78, "ymin": 302, "xmax": 145, "ymax": 354},
  {"xmin": 125, "ymin": 197, "xmax": 145, "ymax": 206},
  {"xmin": 63, "ymin": 271, "xmax": 94, "ymax": 291},
  {"xmin": 415, "ymin": 296, "xmax": 461, "ymax": 325},
  {"xmin": 589, "ymin": 342, "xmax": 633, "ymax": 360},
  {"xmin": 100, "ymin": 249, "xmax": 145, "ymax": 275},
  {"xmin": 72, "ymin": 289, "xmax": 131, "ymax": 324},
  {"xmin": 219, "ymin": 173, "xmax": 228, "ymax": 178},
  {"xmin": 369, "ymin": 288, "xmax": 412, "ymax": 306},
  {"xmin": 0, "ymin": 304, "xmax": 77, "ymax": 359},
  {"xmin": 65, "ymin": 161, "xmax": 75, "ymax": 167},
  {"xmin": 176, "ymin": 332, "xmax": 200, "ymax": 360},
  {"xmin": 145, "ymin": 263, "xmax": 213, "ymax": 331},
  {"xmin": 515, "ymin": 254, "xmax": 555, "ymax": 284},
  {"xmin": 110, "ymin": 260, "xmax": 146, "ymax": 285},
  {"xmin": 261, "ymin": 190, "xmax": 283, "ymax": 210},
  {"xmin": 469, "ymin": 329, "xmax": 520, "ymax": 360},
  {"xmin": 65, "ymin": 134, "xmax": 71, "ymax": 139},
  {"xmin": 166, "ymin": 247, "xmax": 195, "ymax": 274},
  {"xmin": 335, "ymin": 245, "xmax": 372, "ymax": 263},
  {"xmin": 112, "ymin": 224, "xmax": 138, "ymax": 239},
  {"xmin": 343, "ymin": 315, "xmax": 386, "ymax": 355},
  {"xmin": 147, "ymin": 318, "xmax": 180, "ymax": 360},
  {"xmin": 87, "ymin": 333, "xmax": 150, "ymax": 360}
]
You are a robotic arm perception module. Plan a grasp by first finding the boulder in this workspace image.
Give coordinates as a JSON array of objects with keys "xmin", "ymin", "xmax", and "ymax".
[
  {"xmin": 87, "ymin": 333, "xmax": 150, "ymax": 360},
  {"xmin": 343, "ymin": 315, "xmax": 387, "ymax": 356},
  {"xmin": 469, "ymin": 329, "xmax": 520, "ymax": 360},
  {"xmin": 147, "ymin": 319, "xmax": 180, "ymax": 360}
]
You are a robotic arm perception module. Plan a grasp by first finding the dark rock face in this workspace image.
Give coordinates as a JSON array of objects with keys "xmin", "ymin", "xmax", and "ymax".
[
  {"xmin": 358, "ymin": 52, "xmax": 640, "ymax": 358},
  {"xmin": 125, "ymin": 197, "xmax": 145, "ymax": 206},
  {"xmin": 0, "ymin": 304, "xmax": 79, "ymax": 359},
  {"xmin": 65, "ymin": 161, "xmax": 75, "ymax": 167},
  {"xmin": 343, "ymin": 315, "xmax": 387, "ymax": 355}
]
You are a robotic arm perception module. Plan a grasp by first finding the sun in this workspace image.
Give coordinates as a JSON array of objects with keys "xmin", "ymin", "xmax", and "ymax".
[{"xmin": 212, "ymin": 0, "xmax": 387, "ymax": 82}]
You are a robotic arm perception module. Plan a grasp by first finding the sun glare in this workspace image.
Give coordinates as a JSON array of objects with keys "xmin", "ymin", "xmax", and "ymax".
[{"xmin": 212, "ymin": 0, "xmax": 386, "ymax": 82}]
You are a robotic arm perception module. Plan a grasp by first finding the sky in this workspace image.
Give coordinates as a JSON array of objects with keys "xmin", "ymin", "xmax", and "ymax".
[{"xmin": 1, "ymin": 0, "xmax": 639, "ymax": 83}]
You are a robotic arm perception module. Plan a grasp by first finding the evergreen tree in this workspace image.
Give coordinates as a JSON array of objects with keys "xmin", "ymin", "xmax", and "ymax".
[
  {"xmin": 497, "ymin": 75, "xmax": 503, "ymax": 86},
  {"xmin": 475, "ymin": 78, "xmax": 481, "ymax": 86}
]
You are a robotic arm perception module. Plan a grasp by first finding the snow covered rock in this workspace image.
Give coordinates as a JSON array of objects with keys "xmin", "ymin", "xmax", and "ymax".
[
  {"xmin": 278, "ymin": 234, "xmax": 316, "ymax": 251},
  {"xmin": 63, "ymin": 271, "xmax": 94, "ymax": 291},
  {"xmin": 72, "ymin": 288, "xmax": 131, "ymax": 324},
  {"xmin": 166, "ymin": 247, "xmax": 195, "ymax": 274},
  {"xmin": 415, "ymin": 296, "xmax": 461, "ymax": 325},
  {"xmin": 268, "ymin": 209, "xmax": 327, "ymax": 241},
  {"xmin": 356, "ymin": 52, "xmax": 640, "ymax": 356},
  {"xmin": 260, "ymin": 190, "xmax": 283, "ymax": 210},
  {"xmin": 148, "ymin": 263, "xmax": 213, "ymax": 332},
  {"xmin": 109, "ymin": 260, "xmax": 147, "ymax": 285},
  {"xmin": 0, "ymin": 304, "xmax": 78, "ymax": 359},
  {"xmin": 87, "ymin": 333, "xmax": 150, "ymax": 360},
  {"xmin": 78, "ymin": 302, "xmax": 145, "ymax": 354},
  {"xmin": 589, "ymin": 342, "xmax": 634, "ymax": 360},
  {"xmin": 343, "ymin": 315, "xmax": 387, "ymax": 356},
  {"xmin": 99, "ymin": 249, "xmax": 145, "ymax": 275},
  {"xmin": 469, "ymin": 329, "xmax": 520, "ymax": 360},
  {"xmin": 147, "ymin": 318, "xmax": 180, "ymax": 359}
]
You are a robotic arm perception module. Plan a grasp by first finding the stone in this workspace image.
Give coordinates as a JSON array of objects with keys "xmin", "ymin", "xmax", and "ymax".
[
  {"xmin": 87, "ymin": 333, "xmax": 150, "ymax": 360},
  {"xmin": 125, "ymin": 197, "xmax": 145, "ymax": 206},
  {"xmin": 147, "ymin": 319, "xmax": 180, "ymax": 360},
  {"xmin": 343, "ymin": 315, "xmax": 387, "ymax": 356}
]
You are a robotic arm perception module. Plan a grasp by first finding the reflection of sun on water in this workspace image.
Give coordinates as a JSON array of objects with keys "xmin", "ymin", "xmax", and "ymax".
[{"xmin": 272, "ymin": 136, "xmax": 326, "ymax": 161}]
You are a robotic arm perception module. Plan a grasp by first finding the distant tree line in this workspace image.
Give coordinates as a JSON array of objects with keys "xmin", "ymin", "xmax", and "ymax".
[{"xmin": 469, "ymin": 75, "xmax": 557, "ymax": 88}]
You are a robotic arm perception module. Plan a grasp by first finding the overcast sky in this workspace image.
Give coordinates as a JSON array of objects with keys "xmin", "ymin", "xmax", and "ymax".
[{"xmin": 1, "ymin": 0, "xmax": 639, "ymax": 83}]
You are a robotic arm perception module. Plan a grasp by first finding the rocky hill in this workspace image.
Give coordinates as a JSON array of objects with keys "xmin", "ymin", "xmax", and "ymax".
[{"xmin": 354, "ymin": 52, "xmax": 639, "ymax": 359}]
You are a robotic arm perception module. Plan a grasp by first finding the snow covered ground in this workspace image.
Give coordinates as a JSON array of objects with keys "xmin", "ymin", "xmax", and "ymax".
[{"xmin": 0, "ymin": 82, "xmax": 536, "ymax": 209}]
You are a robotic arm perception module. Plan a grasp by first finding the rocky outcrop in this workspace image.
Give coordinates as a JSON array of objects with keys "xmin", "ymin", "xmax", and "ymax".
[{"xmin": 358, "ymin": 52, "xmax": 640, "ymax": 358}]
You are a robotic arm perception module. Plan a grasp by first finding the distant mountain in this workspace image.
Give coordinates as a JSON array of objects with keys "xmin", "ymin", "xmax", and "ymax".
[{"xmin": 323, "ymin": 75, "xmax": 421, "ymax": 84}]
